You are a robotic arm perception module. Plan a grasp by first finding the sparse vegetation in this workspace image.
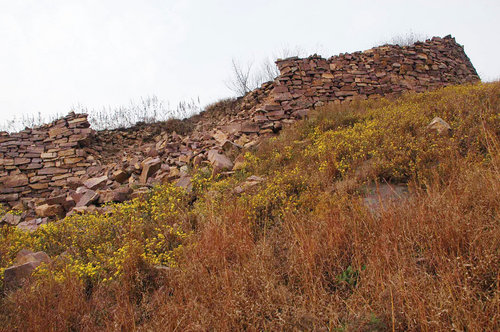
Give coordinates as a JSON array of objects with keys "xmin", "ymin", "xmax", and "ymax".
[
  {"xmin": 226, "ymin": 47, "xmax": 304, "ymax": 96},
  {"xmin": 387, "ymin": 30, "xmax": 429, "ymax": 46},
  {"xmin": 0, "ymin": 82, "xmax": 499, "ymax": 331},
  {"xmin": 0, "ymin": 96, "xmax": 201, "ymax": 133}
]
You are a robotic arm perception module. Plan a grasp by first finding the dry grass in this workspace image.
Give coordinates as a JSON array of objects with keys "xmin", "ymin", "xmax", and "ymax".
[{"xmin": 0, "ymin": 82, "xmax": 499, "ymax": 331}]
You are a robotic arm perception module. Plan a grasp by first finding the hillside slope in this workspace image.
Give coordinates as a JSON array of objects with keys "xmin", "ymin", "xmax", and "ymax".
[{"xmin": 1, "ymin": 82, "xmax": 499, "ymax": 331}]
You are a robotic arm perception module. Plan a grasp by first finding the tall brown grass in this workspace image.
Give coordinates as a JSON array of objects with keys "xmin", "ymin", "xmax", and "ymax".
[{"xmin": 0, "ymin": 83, "xmax": 498, "ymax": 331}]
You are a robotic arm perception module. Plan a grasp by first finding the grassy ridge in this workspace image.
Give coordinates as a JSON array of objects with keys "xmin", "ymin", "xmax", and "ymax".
[{"xmin": 0, "ymin": 82, "xmax": 499, "ymax": 331}]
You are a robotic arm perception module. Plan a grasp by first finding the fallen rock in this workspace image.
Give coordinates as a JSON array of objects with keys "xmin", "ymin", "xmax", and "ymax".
[
  {"xmin": 212, "ymin": 130, "xmax": 228, "ymax": 145},
  {"xmin": 17, "ymin": 218, "xmax": 47, "ymax": 232},
  {"xmin": 84, "ymin": 175, "xmax": 108, "ymax": 190},
  {"xmin": 35, "ymin": 204, "xmax": 65, "ymax": 218},
  {"xmin": 15, "ymin": 249, "xmax": 50, "ymax": 265},
  {"xmin": 43, "ymin": 194, "xmax": 67, "ymax": 206},
  {"xmin": 98, "ymin": 187, "xmax": 132, "ymax": 204},
  {"xmin": 140, "ymin": 158, "xmax": 161, "ymax": 184},
  {"xmin": 4, "ymin": 249, "xmax": 51, "ymax": 289},
  {"xmin": 75, "ymin": 189, "xmax": 99, "ymax": 207},
  {"xmin": 207, "ymin": 150, "xmax": 233, "ymax": 174},
  {"xmin": 1, "ymin": 212, "xmax": 22, "ymax": 225},
  {"xmin": 427, "ymin": 117, "xmax": 451, "ymax": 135},
  {"xmin": 175, "ymin": 176, "xmax": 193, "ymax": 192},
  {"xmin": 111, "ymin": 169, "xmax": 130, "ymax": 184},
  {"xmin": 233, "ymin": 175, "xmax": 265, "ymax": 194}
]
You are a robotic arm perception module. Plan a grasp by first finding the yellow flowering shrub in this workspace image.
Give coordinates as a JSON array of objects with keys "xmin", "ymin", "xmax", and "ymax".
[
  {"xmin": 0, "ymin": 183, "xmax": 190, "ymax": 286},
  {"xmin": 0, "ymin": 82, "xmax": 498, "ymax": 312}
]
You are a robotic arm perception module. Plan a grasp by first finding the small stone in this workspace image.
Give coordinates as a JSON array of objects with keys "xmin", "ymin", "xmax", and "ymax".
[
  {"xmin": 1, "ymin": 213, "xmax": 22, "ymax": 225},
  {"xmin": 75, "ymin": 189, "xmax": 99, "ymax": 207},
  {"xmin": 112, "ymin": 169, "xmax": 130, "ymax": 183},
  {"xmin": 84, "ymin": 175, "xmax": 108, "ymax": 190},
  {"xmin": 427, "ymin": 117, "xmax": 451, "ymax": 135}
]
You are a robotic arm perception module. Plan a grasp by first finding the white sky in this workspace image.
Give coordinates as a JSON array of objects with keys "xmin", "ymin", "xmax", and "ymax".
[{"xmin": 0, "ymin": 0, "xmax": 499, "ymax": 124}]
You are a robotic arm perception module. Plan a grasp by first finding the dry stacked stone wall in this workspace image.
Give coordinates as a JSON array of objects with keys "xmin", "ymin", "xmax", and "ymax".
[
  {"xmin": 0, "ymin": 113, "xmax": 96, "ymax": 204},
  {"xmin": 257, "ymin": 35, "xmax": 479, "ymax": 122}
]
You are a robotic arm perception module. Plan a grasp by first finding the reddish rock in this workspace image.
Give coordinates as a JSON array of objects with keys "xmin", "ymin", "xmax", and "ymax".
[
  {"xmin": 0, "ymin": 193, "xmax": 19, "ymax": 201},
  {"xmin": 98, "ymin": 187, "xmax": 131, "ymax": 204},
  {"xmin": 140, "ymin": 158, "xmax": 161, "ymax": 184},
  {"xmin": 1, "ymin": 213, "xmax": 22, "ymax": 225},
  {"xmin": 112, "ymin": 169, "xmax": 130, "ymax": 183},
  {"xmin": 175, "ymin": 176, "xmax": 193, "ymax": 192},
  {"xmin": 3, "ymin": 174, "xmax": 28, "ymax": 187},
  {"xmin": 84, "ymin": 175, "xmax": 108, "ymax": 190},
  {"xmin": 17, "ymin": 218, "xmax": 47, "ymax": 232},
  {"xmin": 43, "ymin": 194, "xmax": 67, "ymax": 206},
  {"xmin": 241, "ymin": 123, "xmax": 260, "ymax": 133},
  {"xmin": 207, "ymin": 150, "xmax": 233, "ymax": 173},
  {"xmin": 4, "ymin": 261, "xmax": 41, "ymax": 289},
  {"xmin": 4, "ymin": 249, "xmax": 51, "ymax": 289},
  {"xmin": 75, "ymin": 189, "xmax": 99, "ymax": 207},
  {"xmin": 35, "ymin": 204, "xmax": 65, "ymax": 218},
  {"xmin": 37, "ymin": 167, "xmax": 67, "ymax": 175}
]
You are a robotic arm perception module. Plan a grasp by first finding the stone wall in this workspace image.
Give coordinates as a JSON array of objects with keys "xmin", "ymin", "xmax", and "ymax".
[
  {"xmin": 0, "ymin": 35, "xmax": 480, "ymax": 225},
  {"xmin": 0, "ymin": 113, "xmax": 96, "ymax": 205},
  {"xmin": 258, "ymin": 35, "xmax": 479, "ymax": 120}
]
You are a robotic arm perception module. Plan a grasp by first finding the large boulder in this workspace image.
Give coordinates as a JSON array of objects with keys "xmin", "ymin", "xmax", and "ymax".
[{"xmin": 3, "ymin": 249, "xmax": 51, "ymax": 289}]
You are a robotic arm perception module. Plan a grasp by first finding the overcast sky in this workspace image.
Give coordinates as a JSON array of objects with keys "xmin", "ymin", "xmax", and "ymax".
[{"xmin": 0, "ymin": 0, "xmax": 499, "ymax": 125}]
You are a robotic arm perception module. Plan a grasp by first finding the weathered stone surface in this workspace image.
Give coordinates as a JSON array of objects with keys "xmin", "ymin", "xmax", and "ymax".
[
  {"xmin": 35, "ymin": 204, "xmax": 65, "ymax": 218},
  {"xmin": 1, "ymin": 213, "xmax": 22, "ymax": 225},
  {"xmin": 427, "ymin": 117, "xmax": 452, "ymax": 135},
  {"xmin": 4, "ymin": 249, "xmax": 51, "ymax": 289},
  {"xmin": 175, "ymin": 176, "xmax": 193, "ymax": 192},
  {"xmin": 207, "ymin": 150, "xmax": 233, "ymax": 173},
  {"xmin": 15, "ymin": 250, "xmax": 50, "ymax": 265},
  {"xmin": 75, "ymin": 189, "xmax": 99, "ymax": 207},
  {"xmin": 99, "ymin": 187, "xmax": 131, "ymax": 203},
  {"xmin": 140, "ymin": 158, "xmax": 161, "ymax": 184},
  {"xmin": 84, "ymin": 175, "xmax": 108, "ymax": 190},
  {"xmin": 17, "ymin": 218, "xmax": 47, "ymax": 232},
  {"xmin": 112, "ymin": 169, "xmax": 130, "ymax": 183},
  {"xmin": 3, "ymin": 174, "xmax": 28, "ymax": 187},
  {"xmin": 43, "ymin": 194, "xmax": 67, "ymax": 206},
  {"xmin": 4, "ymin": 262, "xmax": 40, "ymax": 289}
]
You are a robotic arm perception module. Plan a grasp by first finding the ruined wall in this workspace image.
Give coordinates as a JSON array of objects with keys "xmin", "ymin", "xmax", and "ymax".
[
  {"xmin": 258, "ymin": 35, "xmax": 479, "ymax": 120},
  {"xmin": 0, "ymin": 113, "xmax": 96, "ymax": 204},
  {"xmin": 0, "ymin": 35, "xmax": 480, "ymax": 222}
]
